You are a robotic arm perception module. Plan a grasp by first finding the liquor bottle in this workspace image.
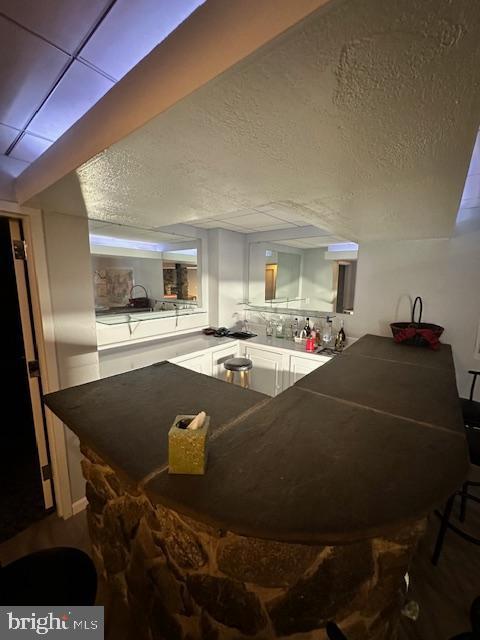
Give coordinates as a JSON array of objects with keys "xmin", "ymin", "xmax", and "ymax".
[
  {"xmin": 304, "ymin": 317, "xmax": 311, "ymax": 337},
  {"xmin": 293, "ymin": 317, "xmax": 299, "ymax": 337},
  {"xmin": 335, "ymin": 320, "xmax": 346, "ymax": 351}
]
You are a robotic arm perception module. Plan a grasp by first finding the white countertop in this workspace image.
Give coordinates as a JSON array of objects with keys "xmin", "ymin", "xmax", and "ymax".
[
  {"xmin": 98, "ymin": 330, "xmax": 343, "ymax": 378},
  {"xmin": 245, "ymin": 334, "xmax": 336, "ymax": 357},
  {"xmin": 99, "ymin": 332, "xmax": 235, "ymax": 368}
]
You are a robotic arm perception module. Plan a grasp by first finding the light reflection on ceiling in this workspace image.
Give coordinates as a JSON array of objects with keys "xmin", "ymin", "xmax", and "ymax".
[{"xmin": 0, "ymin": 0, "xmax": 204, "ymax": 173}]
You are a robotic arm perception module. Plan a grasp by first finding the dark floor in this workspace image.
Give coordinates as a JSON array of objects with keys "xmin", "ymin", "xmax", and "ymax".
[
  {"xmin": 1, "ymin": 481, "xmax": 479, "ymax": 640},
  {"xmin": 398, "ymin": 474, "xmax": 480, "ymax": 640},
  {"xmin": 0, "ymin": 450, "xmax": 50, "ymax": 544}
]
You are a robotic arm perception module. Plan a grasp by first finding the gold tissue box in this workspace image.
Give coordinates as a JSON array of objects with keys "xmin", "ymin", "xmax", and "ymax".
[{"xmin": 168, "ymin": 414, "xmax": 210, "ymax": 475}]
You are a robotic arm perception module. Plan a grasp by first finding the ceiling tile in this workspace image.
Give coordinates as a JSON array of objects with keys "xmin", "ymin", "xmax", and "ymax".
[
  {"xmin": 89, "ymin": 220, "xmax": 193, "ymax": 244},
  {"xmin": 27, "ymin": 60, "xmax": 114, "ymax": 140},
  {"xmin": 220, "ymin": 212, "xmax": 286, "ymax": 229},
  {"xmin": 262, "ymin": 210, "xmax": 310, "ymax": 226},
  {"xmin": 214, "ymin": 221, "xmax": 254, "ymax": 233},
  {"xmin": 0, "ymin": 122, "xmax": 19, "ymax": 153},
  {"xmin": 79, "ymin": 0, "xmax": 204, "ymax": 80},
  {"xmin": 300, "ymin": 236, "xmax": 334, "ymax": 247},
  {"xmin": 253, "ymin": 203, "xmax": 277, "ymax": 213},
  {"xmin": 9, "ymin": 132, "xmax": 53, "ymax": 163},
  {"xmin": 254, "ymin": 222, "xmax": 296, "ymax": 231},
  {"xmin": 0, "ymin": 17, "xmax": 69, "ymax": 129},
  {"xmin": 213, "ymin": 208, "xmax": 258, "ymax": 220},
  {"xmin": 278, "ymin": 240, "xmax": 305, "ymax": 248},
  {"xmin": 0, "ymin": 154, "xmax": 29, "ymax": 178},
  {"xmin": 0, "ymin": 0, "xmax": 111, "ymax": 54},
  {"xmin": 185, "ymin": 219, "xmax": 216, "ymax": 228}
]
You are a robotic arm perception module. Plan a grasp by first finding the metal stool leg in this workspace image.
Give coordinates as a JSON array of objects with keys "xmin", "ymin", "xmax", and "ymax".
[
  {"xmin": 432, "ymin": 494, "xmax": 456, "ymax": 565},
  {"xmin": 239, "ymin": 371, "xmax": 247, "ymax": 388},
  {"xmin": 460, "ymin": 481, "xmax": 468, "ymax": 523},
  {"xmin": 226, "ymin": 370, "xmax": 234, "ymax": 384},
  {"xmin": 244, "ymin": 370, "xmax": 250, "ymax": 389}
]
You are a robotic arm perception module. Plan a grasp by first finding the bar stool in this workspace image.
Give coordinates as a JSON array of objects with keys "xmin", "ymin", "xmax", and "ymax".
[
  {"xmin": 224, "ymin": 357, "xmax": 252, "ymax": 388},
  {"xmin": 432, "ymin": 370, "xmax": 480, "ymax": 565}
]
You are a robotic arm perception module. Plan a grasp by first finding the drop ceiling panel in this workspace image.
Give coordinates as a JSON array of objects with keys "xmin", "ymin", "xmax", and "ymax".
[
  {"xmin": 0, "ymin": 122, "xmax": 19, "ymax": 153},
  {"xmin": 220, "ymin": 212, "xmax": 293, "ymax": 229},
  {"xmin": 0, "ymin": 154, "xmax": 28, "ymax": 178},
  {"xmin": 79, "ymin": 0, "xmax": 204, "ymax": 80},
  {"xmin": 185, "ymin": 219, "xmax": 218, "ymax": 228},
  {"xmin": 27, "ymin": 61, "xmax": 114, "ymax": 141},
  {"xmin": 280, "ymin": 237, "xmax": 338, "ymax": 248},
  {"xmin": 0, "ymin": 17, "xmax": 69, "ymax": 129},
  {"xmin": 188, "ymin": 210, "xmax": 305, "ymax": 233},
  {"xmin": 89, "ymin": 220, "xmax": 193, "ymax": 244},
  {"xmin": 9, "ymin": 133, "xmax": 53, "ymax": 163},
  {"xmin": 0, "ymin": 0, "xmax": 111, "ymax": 54}
]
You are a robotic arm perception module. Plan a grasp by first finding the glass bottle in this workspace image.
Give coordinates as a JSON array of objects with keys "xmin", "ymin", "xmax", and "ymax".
[
  {"xmin": 293, "ymin": 317, "xmax": 299, "ymax": 337},
  {"xmin": 284, "ymin": 321, "xmax": 293, "ymax": 340},
  {"xmin": 304, "ymin": 317, "xmax": 311, "ymax": 337},
  {"xmin": 275, "ymin": 316, "xmax": 284, "ymax": 339},
  {"xmin": 322, "ymin": 317, "xmax": 333, "ymax": 347},
  {"xmin": 266, "ymin": 318, "xmax": 273, "ymax": 337}
]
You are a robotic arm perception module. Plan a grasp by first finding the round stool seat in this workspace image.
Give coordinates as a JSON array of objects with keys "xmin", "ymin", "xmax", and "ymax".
[{"xmin": 224, "ymin": 357, "xmax": 253, "ymax": 372}]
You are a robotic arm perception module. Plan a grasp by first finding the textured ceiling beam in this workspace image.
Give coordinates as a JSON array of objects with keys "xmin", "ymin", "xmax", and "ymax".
[{"xmin": 15, "ymin": 0, "xmax": 333, "ymax": 204}]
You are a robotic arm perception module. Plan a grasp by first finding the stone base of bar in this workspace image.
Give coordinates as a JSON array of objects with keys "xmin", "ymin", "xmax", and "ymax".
[{"xmin": 82, "ymin": 446, "xmax": 426, "ymax": 640}]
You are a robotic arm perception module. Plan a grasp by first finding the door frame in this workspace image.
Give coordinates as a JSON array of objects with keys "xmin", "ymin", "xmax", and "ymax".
[
  {"xmin": 9, "ymin": 218, "xmax": 54, "ymax": 510},
  {"xmin": 0, "ymin": 200, "xmax": 72, "ymax": 518}
]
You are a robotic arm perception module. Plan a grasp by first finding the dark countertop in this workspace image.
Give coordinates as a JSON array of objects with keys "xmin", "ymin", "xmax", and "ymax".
[
  {"xmin": 44, "ymin": 363, "xmax": 268, "ymax": 485},
  {"xmin": 44, "ymin": 334, "xmax": 468, "ymax": 544}
]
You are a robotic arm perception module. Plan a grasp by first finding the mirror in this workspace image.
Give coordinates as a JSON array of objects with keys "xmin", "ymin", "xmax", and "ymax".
[
  {"xmin": 88, "ymin": 220, "xmax": 201, "ymax": 322},
  {"xmin": 248, "ymin": 240, "xmax": 358, "ymax": 315}
]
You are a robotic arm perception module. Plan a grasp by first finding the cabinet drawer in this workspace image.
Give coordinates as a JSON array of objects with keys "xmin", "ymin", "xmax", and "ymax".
[
  {"xmin": 171, "ymin": 352, "xmax": 212, "ymax": 376},
  {"xmin": 212, "ymin": 344, "xmax": 240, "ymax": 381},
  {"xmin": 243, "ymin": 345, "xmax": 285, "ymax": 397},
  {"xmin": 289, "ymin": 354, "xmax": 329, "ymax": 386}
]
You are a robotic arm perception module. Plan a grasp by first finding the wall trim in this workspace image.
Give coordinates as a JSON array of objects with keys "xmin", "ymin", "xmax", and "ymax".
[{"xmin": 72, "ymin": 496, "xmax": 88, "ymax": 516}]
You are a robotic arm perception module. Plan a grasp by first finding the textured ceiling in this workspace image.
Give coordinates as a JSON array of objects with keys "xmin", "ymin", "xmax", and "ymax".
[{"xmin": 36, "ymin": 0, "xmax": 480, "ymax": 241}]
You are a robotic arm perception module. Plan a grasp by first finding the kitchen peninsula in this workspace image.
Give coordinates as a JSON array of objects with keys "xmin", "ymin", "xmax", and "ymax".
[{"xmin": 44, "ymin": 335, "xmax": 468, "ymax": 639}]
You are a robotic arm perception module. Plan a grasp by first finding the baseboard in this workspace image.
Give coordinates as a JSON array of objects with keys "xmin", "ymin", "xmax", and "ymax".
[{"xmin": 72, "ymin": 496, "xmax": 88, "ymax": 515}]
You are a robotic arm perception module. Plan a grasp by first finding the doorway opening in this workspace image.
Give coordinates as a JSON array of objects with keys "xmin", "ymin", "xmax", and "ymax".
[{"xmin": 0, "ymin": 216, "xmax": 54, "ymax": 543}]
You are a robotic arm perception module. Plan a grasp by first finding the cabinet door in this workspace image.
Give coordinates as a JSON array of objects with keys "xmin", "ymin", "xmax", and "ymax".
[
  {"xmin": 289, "ymin": 355, "xmax": 329, "ymax": 386},
  {"xmin": 212, "ymin": 344, "xmax": 240, "ymax": 381},
  {"xmin": 244, "ymin": 346, "xmax": 284, "ymax": 397},
  {"xmin": 173, "ymin": 352, "xmax": 212, "ymax": 376}
]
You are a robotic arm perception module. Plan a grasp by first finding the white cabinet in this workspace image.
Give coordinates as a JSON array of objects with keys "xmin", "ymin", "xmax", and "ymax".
[
  {"xmin": 243, "ymin": 345, "xmax": 286, "ymax": 397},
  {"xmin": 288, "ymin": 354, "xmax": 329, "ymax": 386},
  {"xmin": 211, "ymin": 344, "xmax": 240, "ymax": 381},
  {"xmin": 171, "ymin": 352, "xmax": 212, "ymax": 376}
]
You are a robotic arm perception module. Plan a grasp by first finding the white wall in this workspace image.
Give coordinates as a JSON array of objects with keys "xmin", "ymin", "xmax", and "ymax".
[
  {"xmin": 348, "ymin": 210, "xmax": 480, "ymax": 399},
  {"xmin": 43, "ymin": 211, "xmax": 99, "ymax": 503},
  {"xmin": 208, "ymin": 228, "xmax": 246, "ymax": 328},
  {"xmin": 301, "ymin": 247, "xmax": 335, "ymax": 312}
]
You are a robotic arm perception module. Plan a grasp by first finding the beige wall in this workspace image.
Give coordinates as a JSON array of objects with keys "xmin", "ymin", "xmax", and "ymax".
[
  {"xmin": 43, "ymin": 211, "xmax": 99, "ymax": 503},
  {"xmin": 208, "ymin": 228, "xmax": 246, "ymax": 328},
  {"xmin": 348, "ymin": 211, "xmax": 480, "ymax": 399}
]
